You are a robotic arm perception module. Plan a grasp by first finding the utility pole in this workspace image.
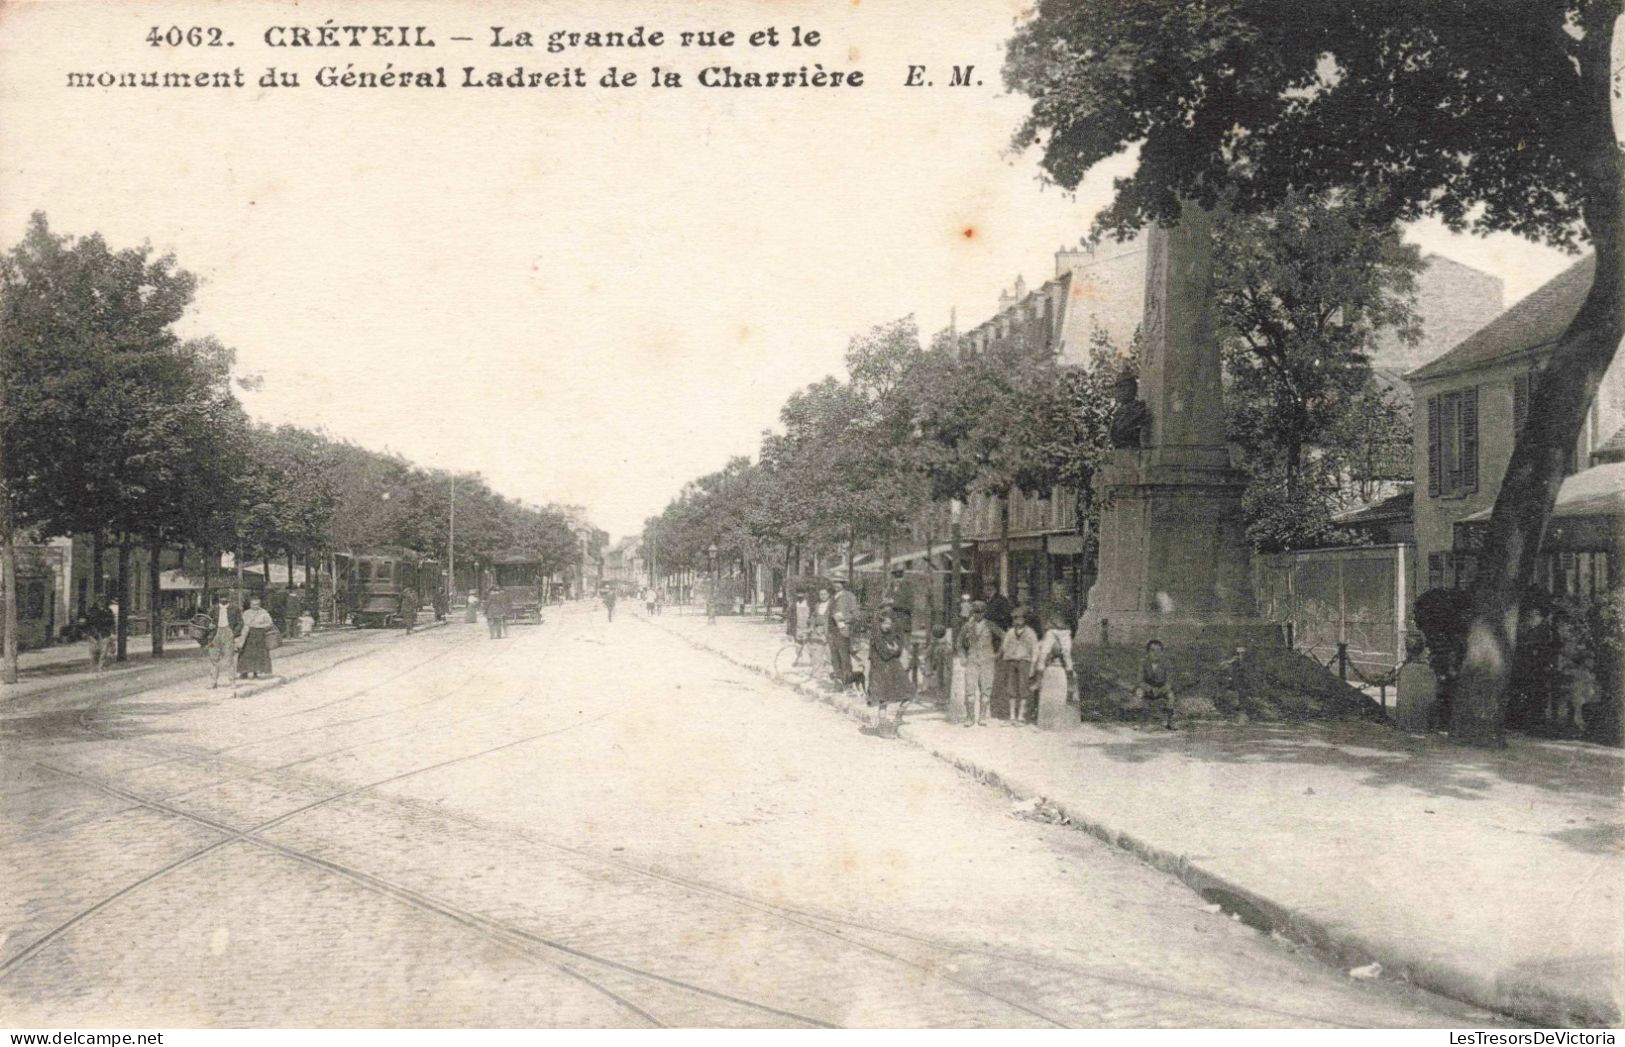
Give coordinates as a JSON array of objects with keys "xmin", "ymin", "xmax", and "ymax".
[
  {"xmin": 0, "ymin": 363, "xmax": 17, "ymax": 684},
  {"xmin": 949, "ymin": 498, "xmax": 963, "ymax": 633},
  {"xmin": 447, "ymin": 475, "xmax": 456, "ymax": 600}
]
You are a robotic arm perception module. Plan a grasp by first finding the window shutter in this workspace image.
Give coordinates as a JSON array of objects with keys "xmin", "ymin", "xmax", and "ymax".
[
  {"xmin": 1461, "ymin": 386, "xmax": 1479, "ymax": 493},
  {"xmin": 1513, "ymin": 373, "xmax": 1530, "ymax": 433},
  {"xmin": 1427, "ymin": 396, "xmax": 1440, "ymax": 496},
  {"xmin": 1439, "ymin": 393, "xmax": 1460, "ymax": 494}
]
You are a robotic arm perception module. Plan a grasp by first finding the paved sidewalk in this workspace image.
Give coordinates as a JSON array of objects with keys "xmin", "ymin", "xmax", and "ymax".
[
  {"xmin": 0, "ymin": 616, "xmax": 447, "ymax": 706},
  {"xmin": 649, "ymin": 610, "xmax": 1624, "ymax": 1028}
]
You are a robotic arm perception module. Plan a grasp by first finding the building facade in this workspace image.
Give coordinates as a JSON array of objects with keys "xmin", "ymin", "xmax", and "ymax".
[{"xmin": 1408, "ymin": 255, "xmax": 1625, "ymax": 592}]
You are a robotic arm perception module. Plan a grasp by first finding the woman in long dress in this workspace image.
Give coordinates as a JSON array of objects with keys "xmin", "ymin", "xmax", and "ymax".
[
  {"xmin": 237, "ymin": 596, "xmax": 276, "ymax": 679},
  {"xmin": 1032, "ymin": 613, "xmax": 1075, "ymax": 730},
  {"xmin": 867, "ymin": 612, "xmax": 914, "ymax": 730},
  {"xmin": 947, "ymin": 616, "xmax": 969, "ymax": 724}
]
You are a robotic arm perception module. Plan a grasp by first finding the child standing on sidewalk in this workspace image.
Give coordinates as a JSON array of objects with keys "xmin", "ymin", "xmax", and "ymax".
[{"xmin": 924, "ymin": 625, "xmax": 952, "ymax": 706}]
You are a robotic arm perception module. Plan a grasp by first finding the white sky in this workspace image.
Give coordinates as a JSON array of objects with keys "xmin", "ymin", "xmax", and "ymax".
[{"xmin": 0, "ymin": 0, "xmax": 1582, "ymax": 540}]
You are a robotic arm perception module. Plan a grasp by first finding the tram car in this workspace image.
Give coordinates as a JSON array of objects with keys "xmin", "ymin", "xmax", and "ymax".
[
  {"xmin": 345, "ymin": 548, "xmax": 433, "ymax": 628},
  {"xmin": 2, "ymin": 548, "xmax": 56, "ymax": 650},
  {"xmin": 490, "ymin": 553, "xmax": 545, "ymax": 624}
]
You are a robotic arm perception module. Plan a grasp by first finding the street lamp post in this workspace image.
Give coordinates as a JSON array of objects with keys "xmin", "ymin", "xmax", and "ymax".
[
  {"xmin": 949, "ymin": 498, "xmax": 963, "ymax": 633},
  {"xmin": 447, "ymin": 475, "xmax": 456, "ymax": 602}
]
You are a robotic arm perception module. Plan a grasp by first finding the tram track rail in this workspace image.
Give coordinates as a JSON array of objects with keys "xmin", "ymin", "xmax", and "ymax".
[
  {"xmin": 7, "ymin": 718, "xmax": 838, "ymax": 1028},
  {"xmin": 2, "ymin": 608, "xmax": 1414, "ymax": 1028}
]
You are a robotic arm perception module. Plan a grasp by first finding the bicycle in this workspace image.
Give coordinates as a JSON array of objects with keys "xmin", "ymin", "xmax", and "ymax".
[{"xmin": 772, "ymin": 631, "xmax": 830, "ymax": 682}]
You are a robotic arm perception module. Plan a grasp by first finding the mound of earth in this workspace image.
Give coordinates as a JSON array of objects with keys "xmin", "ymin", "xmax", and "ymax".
[{"xmin": 1072, "ymin": 641, "xmax": 1387, "ymax": 724}]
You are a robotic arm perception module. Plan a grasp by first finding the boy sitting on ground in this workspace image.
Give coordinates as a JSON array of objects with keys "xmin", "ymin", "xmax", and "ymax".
[{"xmin": 1135, "ymin": 639, "xmax": 1177, "ymax": 730}]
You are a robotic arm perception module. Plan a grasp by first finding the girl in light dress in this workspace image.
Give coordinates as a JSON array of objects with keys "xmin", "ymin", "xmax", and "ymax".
[{"xmin": 1032, "ymin": 612, "xmax": 1075, "ymax": 730}]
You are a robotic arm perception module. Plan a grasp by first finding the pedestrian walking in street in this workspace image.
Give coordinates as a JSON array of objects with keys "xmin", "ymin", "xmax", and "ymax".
[
  {"xmin": 603, "ymin": 586, "xmax": 618, "ymax": 622},
  {"xmin": 466, "ymin": 589, "xmax": 479, "ymax": 624},
  {"xmin": 237, "ymin": 596, "xmax": 276, "ymax": 680},
  {"xmin": 828, "ymin": 579, "xmax": 859, "ymax": 689},
  {"xmin": 81, "ymin": 600, "xmax": 115, "ymax": 676},
  {"xmin": 204, "ymin": 593, "xmax": 241, "ymax": 689},
  {"xmin": 486, "ymin": 586, "xmax": 507, "ymax": 639},
  {"xmin": 401, "ymin": 587, "xmax": 417, "ymax": 634},
  {"xmin": 654, "ymin": 587, "xmax": 666, "ymax": 615},
  {"xmin": 866, "ymin": 612, "xmax": 914, "ymax": 733},
  {"xmin": 283, "ymin": 588, "xmax": 304, "ymax": 640},
  {"xmin": 947, "ymin": 623, "xmax": 969, "ymax": 723},
  {"xmin": 1136, "ymin": 639, "xmax": 1177, "ymax": 729},
  {"xmin": 1032, "ymin": 612, "xmax": 1075, "ymax": 731},
  {"xmin": 957, "ymin": 601, "xmax": 1001, "ymax": 727},
  {"xmin": 644, "ymin": 586, "xmax": 656, "ymax": 615},
  {"xmin": 999, "ymin": 610, "xmax": 1039, "ymax": 725}
]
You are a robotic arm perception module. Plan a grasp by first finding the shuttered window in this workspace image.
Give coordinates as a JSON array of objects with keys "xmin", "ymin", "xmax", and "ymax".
[
  {"xmin": 1427, "ymin": 396, "xmax": 1441, "ymax": 496},
  {"xmin": 1465, "ymin": 388, "xmax": 1479, "ymax": 492},
  {"xmin": 1425, "ymin": 386, "xmax": 1480, "ymax": 497}
]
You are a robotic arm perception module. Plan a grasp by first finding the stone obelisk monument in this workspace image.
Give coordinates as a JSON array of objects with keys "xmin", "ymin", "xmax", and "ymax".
[{"xmin": 1078, "ymin": 207, "xmax": 1277, "ymax": 648}]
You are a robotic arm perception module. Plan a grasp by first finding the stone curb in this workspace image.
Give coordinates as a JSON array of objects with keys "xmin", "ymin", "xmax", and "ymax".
[
  {"xmin": 647, "ymin": 615, "xmax": 1616, "ymax": 1029},
  {"xmin": 148, "ymin": 617, "xmax": 455, "ymax": 702}
]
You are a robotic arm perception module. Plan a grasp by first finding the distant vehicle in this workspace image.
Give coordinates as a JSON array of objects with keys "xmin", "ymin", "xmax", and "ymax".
[
  {"xmin": 490, "ymin": 553, "xmax": 545, "ymax": 624},
  {"xmin": 2, "ymin": 561, "xmax": 54, "ymax": 650},
  {"xmin": 345, "ymin": 548, "xmax": 433, "ymax": 628}
]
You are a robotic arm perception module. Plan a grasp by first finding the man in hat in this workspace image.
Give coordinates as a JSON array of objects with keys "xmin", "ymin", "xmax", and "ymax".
[
  {"xmin": 283, "ymin": 587, "xmax": 304, "ymax": 640},
  {"xmin": 983, "ymin": 583, "xmax": 1014, "ymax": 632},
  {"xmin": 486, "ymin": 585, "xmax": 507, "ymax": 639},
  {"xmin": 81, "ymin": 600, "xmax": 115, "ymax": 676},
  {"xmin": 828, "ymin": 578, "xmax": 859, "ymax": 688},
  {"xmin": 204, "ymin": 592, "xmax": 242, "ymax": 689},
  {"xmin": 400, "ymin": 586, "xmax": 417, "ymax": 634},
  {"xmin": 957, "ymin": 600, "xmax": 1002, "ymax": 727},
  {"xmin": 886, "ymin": 567, "xmax": 914, "ymax": 641}
]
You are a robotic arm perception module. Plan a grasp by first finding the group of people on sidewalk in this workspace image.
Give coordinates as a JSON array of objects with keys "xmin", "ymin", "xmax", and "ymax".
[
  {"xmin": 785, "ymin": 576, "xmax": 1185, "ymax": 734},
  {"xmin": 938, "ymin": 588, "xmax": 1082, "ymax": 730}
]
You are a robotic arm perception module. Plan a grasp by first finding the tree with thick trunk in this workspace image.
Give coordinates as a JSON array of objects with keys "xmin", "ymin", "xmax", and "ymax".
[
  {"xmin": 115, "ymin": 541, "xmax": 131, "ymax": 662},
  {"xmin": 1003, "ymin": 0, "xmax": 1623, "ymax": 746},
  {"xmin": 148, "ymin": 541, "xmax": 164, "ymax": 658}
]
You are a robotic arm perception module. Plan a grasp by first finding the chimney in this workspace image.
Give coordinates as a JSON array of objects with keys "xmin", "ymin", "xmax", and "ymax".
[{"xmin": 1055, "ymin": 242, "xmax": 1093, "ymax": 277}]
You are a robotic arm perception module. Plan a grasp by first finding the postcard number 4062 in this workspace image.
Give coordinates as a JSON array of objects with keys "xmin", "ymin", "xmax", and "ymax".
[{"xmin": 147, "ymin": 26, "xmax": 230, "ymax": 47}]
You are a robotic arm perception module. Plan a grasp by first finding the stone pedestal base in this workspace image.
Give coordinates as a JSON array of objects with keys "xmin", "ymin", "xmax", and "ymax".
[{"xmin": 1077, "ymin": 449, "xmax": 1279, "ymax": 650}]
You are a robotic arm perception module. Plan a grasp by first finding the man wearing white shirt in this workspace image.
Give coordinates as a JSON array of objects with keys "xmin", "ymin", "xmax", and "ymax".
[{"xmin": 206, "ymin": 593, "xmax": 242, "ymax": 689}]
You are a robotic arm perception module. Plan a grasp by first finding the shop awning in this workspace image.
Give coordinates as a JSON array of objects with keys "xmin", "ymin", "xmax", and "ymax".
[{"xmin": 159, "ymin": 569, "xmax": 205, "ymax": 591}]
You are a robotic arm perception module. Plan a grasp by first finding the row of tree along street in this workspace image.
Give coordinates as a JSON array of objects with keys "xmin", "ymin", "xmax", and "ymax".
[
  {"xmin": 649, "ymin": 0, "xmax": 1624, "ymax": 748},
  {"xmin": 0, "ymin": 213, "xmax": 597, "ymax": 682},
  {"xmin": 643, "ymin": 191, "xmax": 1417, "ymax": 633}
]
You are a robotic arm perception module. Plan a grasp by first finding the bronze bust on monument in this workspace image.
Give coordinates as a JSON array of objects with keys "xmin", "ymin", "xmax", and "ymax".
[{"xmin": 1078, "ymin": 206, "xmax": 1279, "ymax": 649}]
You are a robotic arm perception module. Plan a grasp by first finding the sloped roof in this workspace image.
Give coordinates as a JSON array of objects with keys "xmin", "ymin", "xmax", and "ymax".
[
  {"xmin": 1407, "ymin": 255, "xmax": 1595, "ymax": 384},
  {"xmin": 1370, "ymin": 366, "xmax": 1413, "ymax": 409},
  {"xmin": 1592, "ymin": 427, "xmax": 1625, "ymax": 465},
  {"xmin": 1333, "ymin": 489, "xmax": 1413, "ymax": 526},
  {"xmin": 1461, "ymin": 461, "xmax": 1625, "ymax": 523}
]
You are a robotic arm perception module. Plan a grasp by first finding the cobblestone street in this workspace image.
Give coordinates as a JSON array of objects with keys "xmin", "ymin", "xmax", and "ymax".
[{"xmin": 1, "ymin": 603, "xmax": 1502, "ymax": 1027}]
